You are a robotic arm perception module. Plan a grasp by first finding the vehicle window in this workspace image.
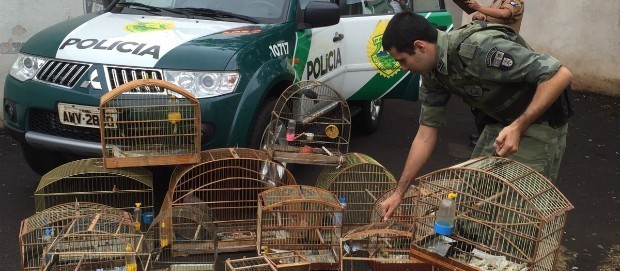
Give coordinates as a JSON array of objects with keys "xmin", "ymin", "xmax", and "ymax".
[
  {"xmin": 412, "ymin": 0, "xmax": 445, "ymax": 12},
  {"xmin": 300, "ymin": 0, "xmax": 334, "ymax": 10},
  {"xmin": 342, "ymin": 0, "xmax": 395, "ymax": 16},
  {"xmin": 116, "ymin": 0, "xmax": 291, "ymax": 23}
]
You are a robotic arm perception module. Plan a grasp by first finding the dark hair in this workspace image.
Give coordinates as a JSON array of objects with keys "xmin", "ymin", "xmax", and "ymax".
[{"xmin": 382, "ymin": 11, "xmax": 438, "ymax": 55}]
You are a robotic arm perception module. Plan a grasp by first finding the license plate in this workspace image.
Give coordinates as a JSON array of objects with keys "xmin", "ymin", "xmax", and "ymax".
[{"xmin": 58, "ymin": 103, "xmax": 117, "ymax": 128}]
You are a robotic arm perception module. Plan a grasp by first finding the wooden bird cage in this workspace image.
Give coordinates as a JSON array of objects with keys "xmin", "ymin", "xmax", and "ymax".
[
  {"xmin": 316, "ymin": 153, "xmax": 397, "ymax": 233},
  {"xmin": 410, "ymin": 157, "xmax": 574, "ymax": 271},
  {"xmin": 99, "ymin": 78, "xmax": 201, "ymax": 168},
  {"xmin": 340, "ymin": 222, "xmax": 433, "ymax": 271},
  {"xmin": 262, "ymin": 81, "xmax": 351, "ymax": 165},
  {"xmin": 225, "ymin": 256, "xmax": 277, "ymax": 271},
  {"xmin": 265, "ymin": 251, "xmax": 310, "ymax": 271},
  {"xmin": 35, "ymin": 158, "xmax": 154, "ymax": 215},
  {"xmin": 168, "ymin": 148, "xmax": 297, "ymax": 253},
  {"xmin": 19, "ymin": 202, "xmax": 132, "ymax": 271},
  {"xmin": 257, "ymin": 185, "xmax": 343, "ymax": 270},
  {"xmin": 140, "ymin": 202, "xmax": 217, "ymax": 271},
  {"xmin": 370, "ymin": 186, "xmax": 419, "ymax": 224}
]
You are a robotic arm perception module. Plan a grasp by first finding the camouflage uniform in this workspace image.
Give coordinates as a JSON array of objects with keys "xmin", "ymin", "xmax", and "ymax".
[{"xmin": 419, "ymin": 22, "xmax": 568, "ymax": 181}]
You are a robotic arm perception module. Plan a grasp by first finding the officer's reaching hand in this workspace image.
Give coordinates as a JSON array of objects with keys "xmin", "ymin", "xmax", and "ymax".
[
  {"xmin": 472, "ymin": 12, "xmax": 486, "ymax": 21},
  {"xmin": 465, "ymin": 0, "xmax": 482, "ymax": 11},
  {"xmin": 494, "ymin": 124, "xmax": 523, "ymax": 157},
  {"xmin": 380, "ymin": 192, "xmax": 403, "ymax": 221}
]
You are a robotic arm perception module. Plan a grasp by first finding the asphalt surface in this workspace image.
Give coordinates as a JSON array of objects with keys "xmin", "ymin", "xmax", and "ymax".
[{"xmin": 0, "ymin": 91, "xmax": 618, "ymax": 270}]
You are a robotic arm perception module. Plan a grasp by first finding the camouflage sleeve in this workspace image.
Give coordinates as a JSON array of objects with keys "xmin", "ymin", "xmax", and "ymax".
[
  {"xmin": 419, "ymin": 74, "xmax": 450, "ymax": 127},
  {"xmin": 459, "ymin": 31, "xmax": 562, "ymax": 85}
]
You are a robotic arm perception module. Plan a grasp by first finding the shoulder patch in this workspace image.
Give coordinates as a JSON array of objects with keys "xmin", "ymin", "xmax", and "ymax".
[
  {"xmin": 486, "ymin": 47, "xmax": 514, "ymax": 71},
  {"xmin": 464, "ymin": 85, "xmax": 483, "ymax": 97}
]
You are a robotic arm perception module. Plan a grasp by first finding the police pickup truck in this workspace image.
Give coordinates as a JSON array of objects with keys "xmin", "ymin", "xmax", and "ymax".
[{"xmin": 4, "ymin": 0, "xmax": 451, "ymax": 174}]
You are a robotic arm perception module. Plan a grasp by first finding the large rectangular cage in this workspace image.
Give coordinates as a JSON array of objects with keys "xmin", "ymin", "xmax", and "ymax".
[
  {"xmin": 225, "ymin": 256, "xmax": 277, "ymax": 271},
  {"xmin": 140, "ymin": 202, "xmax": 217, "ymax": 271},
  {"xmin": 340, "ymin": 222, "xmax": 434, "ymax": 271},
  {"xmin": 257, "ymin": 185, "xmax": 344, "ymax": 270},
  {"xmin": 99, "ymin": 78, "xmax": 201, "ymax": 168},
  {"xmin": 168, "ymin": 148, "xmax": 297, "ymax": 253},
  {"xmin": 262, "ymin": 81, "xmax": 351, "ymax": 166},
  {"xmin": 19, "ymin": 202, "xmax": 133, "ymax": 271},
  {"xmin": 410, "ymin": 157, "xmax": 574, "ymax": 271},
  {"xmin": 35, "ymin": 158, "xmax": 154, "ymax": 215},
  {"xmin": 316, "ymin": 153, "xmax": 397, "ymax": 233},
  {"xmin": 265, "ymin": 251, "xmax": 310, "ymax": 271}
]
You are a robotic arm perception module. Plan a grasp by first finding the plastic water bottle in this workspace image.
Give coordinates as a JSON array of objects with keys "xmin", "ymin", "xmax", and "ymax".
[
  {"xmin": 125, "ymin": 244, "xmax": 137, "ymax": 271},
  {"xmin": 334, "ymin": 197, "xmax": 346, "ymax": 236},
  {"xmin": 160, "ymin": 222, "xmax": 169, "ymax": 247},
  {"xmin": 434, "ymin": 192, "xmax": 458, "ymax": 235},
  {"xmin": 286, "ymin": 120, "xmax": 296, "ymax": 141},
  {"xmin": 133, "ymin": 203, "xmax": 142, "ymax": 231}
]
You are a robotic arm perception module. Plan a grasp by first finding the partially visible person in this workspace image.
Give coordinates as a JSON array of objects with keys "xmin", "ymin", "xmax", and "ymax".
[
  {"xmin": 467, "ymin": 0, "xmax": 524, "ymax": 33},
  {"xmin": 390, "ymin": 0, "xmax": 408, "ymax": 13}
]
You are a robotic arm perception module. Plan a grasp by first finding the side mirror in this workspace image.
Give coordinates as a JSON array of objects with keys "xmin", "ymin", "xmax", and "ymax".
[{"xmin": 303, "ymin": 2, "xmax": 340, "ymax": 28}]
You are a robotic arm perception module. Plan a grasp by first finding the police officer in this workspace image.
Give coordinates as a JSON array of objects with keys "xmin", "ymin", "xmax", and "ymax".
[
  {"xmin": 468, "ymin": 0, "xmax": 524, "ymax": 33},
  {"xmin": 379, "ymin": 12, "xmax": 573, "ymax": 220}
]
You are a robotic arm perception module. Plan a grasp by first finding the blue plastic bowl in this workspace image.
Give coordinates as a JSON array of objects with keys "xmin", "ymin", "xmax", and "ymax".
[{"xmin": 434, "ymin": 222, "xmax": 454, "ymax": 236}]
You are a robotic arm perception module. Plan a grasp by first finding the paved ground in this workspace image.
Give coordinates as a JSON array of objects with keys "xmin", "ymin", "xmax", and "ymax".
[{"xmin": 0, "ymin": 91, "xmax": 618, "ymax": 270}]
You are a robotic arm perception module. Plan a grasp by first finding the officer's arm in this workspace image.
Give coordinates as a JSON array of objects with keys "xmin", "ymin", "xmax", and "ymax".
[{"xmin": 495, "ymin": 67, "xmax": 572, "ymax": 156}]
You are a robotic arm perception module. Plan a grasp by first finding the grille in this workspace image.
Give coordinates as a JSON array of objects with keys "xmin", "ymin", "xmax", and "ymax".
[
  {"xmin": 29, "ymin": 109, "xmax": 101, "ymax": 142},
  {"xmin": 36, "ymin": 60, "xmax": 89, "ymax": 87},
  {"xmin": 106, "ymin": 66, "xmax": 164, "ymax": 93}
]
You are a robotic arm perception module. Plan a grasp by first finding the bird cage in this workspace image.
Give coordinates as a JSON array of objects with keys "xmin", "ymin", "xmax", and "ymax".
[
  {"xmin": 340, "ymin": 222, "xmax": 433, "ymax": 271},
  {"xmin": 140, "ymin": 202, "xmax": 217, "ymax": 271},
  {"xmin": 257, "ymin": 185, "xmax": 343, "ymax": 270},
  {"xmin": 316, "ymin": 153, "xmax": 397, "ymax": 233},
  {"xmin": 225, "ymin": 256, "xmax": 277, "ymax": 271},
  {"xmin": 35, "ymin": 158, "xmax": 154, "ymax": 214},
  {"xmin": 370, "ymin": 186, "xmax": 419, "ymax": 224},
  {"xmin": 262, "ymin": 81, "xmax": 351, "ymax": 165},
  {"xmin": 265, "ymin": 251, "xmax": 310, "ymax": 271},
  {"xmin": 99, "ymin": 78, "xmax": 201, "ymax": 168},
  {"xmin": 168, "ymin": 148, "xmax": 296, "ymax": 253},
  {"xmin": 19, "ymin": 202, "xmax": 131, "ymax": 271},
  {"xmin": 410, "ymin": 157, "xmax": 574, "ymax": 271}
]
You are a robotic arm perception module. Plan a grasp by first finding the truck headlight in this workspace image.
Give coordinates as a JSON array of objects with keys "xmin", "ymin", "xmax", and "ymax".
[
  {"xmin": 163, "ymin": 71, "xmax": 239, "ymax": 98},
  {"xmin": 9, "ymin": 54, "xmax": 48, "ymax": 82}
]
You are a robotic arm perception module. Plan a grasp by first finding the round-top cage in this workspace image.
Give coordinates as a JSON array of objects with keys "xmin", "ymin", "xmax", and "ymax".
[
  {"xmin": 35, "ymin": 158, "xmax": 153, "ymax": 213},
  {"xmin": 20, "ymin": 202, "xmax": 131, "ymax": 271},
  {"xmin": 262, "ymin": 81, "xmax": 351, "ymax": 165},
  {"xmin": 340, "ymin": 222, "xmax": 432, "ymax": 271},
  {"xmin": 316, "ymin": 153, "xmax": 397, "ymax": 233},
  {"xmin": 257, "ymin": 185, "xmax": 343, "ymax": 270},
  {"xmin": 141, "ymin": 203, "xmax": 217, "ymax": 271},
  {"xmin": 370, "ymin": 186, "xmax": 419, "ymax": 224},
  {"xmin": 411, "ymin": 157, "xmax": 574, "ymax": 271},
  {"xmin": 99, "ymin": 78, "xmax": 201, "ymax": 168},
  {"xmin": 168, "ymin": 148, "xmax": 297, "ymax": 253}
]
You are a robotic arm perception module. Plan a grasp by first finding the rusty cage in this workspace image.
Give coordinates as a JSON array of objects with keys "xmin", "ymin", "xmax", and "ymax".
[{"xmin": 225, "ymin": 256, "xmax": 277, "ymax": 271}]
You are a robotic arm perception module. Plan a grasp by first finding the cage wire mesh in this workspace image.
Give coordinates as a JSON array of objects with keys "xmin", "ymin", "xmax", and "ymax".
[
  {"xmin": 315, "ymin": 153, "xmax": 397, "ymax": 233},
  {"xmin": 20, "ymin": 202, "xmax": 133, "ymax": 271},
  {"xmin": 24, "ymin": 205, "xmax": 145, "ymax": 271},
  {"xmin": 370, "ymin": 186, "xmax": 419, "ymax": 224},
  {"xmin": 257, "ymin": 185, "xmax": 343, "ymax": 270},
  {"xmin": 225, "ymin": 256, "xmax": 277, "ymax": 271},
  {"xmin": 99, "ymin": 78, "xmax": 201, "ymax": 168},
  {"xmin": 140, "ymin": 202, "xmax": 217, "ymax": 271},
  {"xmin": 410, "ymin": 157, "xmax": 574, "ymax": 271},
  {"xmin": 168, "ymin": 148, "xmax": 297, "ymax": 253},
  {"xmin": 265, "ymin": 251, "xmax": 311, "ymax": 271},
  {"xmin": 340, "ymin": 221, "xmax": 434, "ymax": 271},
  {"xmin": 35, "ymin": 158, "xmax": 154, "ymax": 215},
  {"xmin": 261, "ymin": 81, "xmax": 351, "ymax": 165}
]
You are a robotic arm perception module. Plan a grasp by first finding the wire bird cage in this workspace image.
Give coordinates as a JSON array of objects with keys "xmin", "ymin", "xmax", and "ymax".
[
  {"xmin": 21, "ymin": 203, "xmax": 145, "ymax": 271},
  {"xmin": 410, "ymin": 157, "xmax": 574, "ymax": 271},
  {"xmin": 265, "ymin": 251, "xmax": 311, "ymax": 271},
  {"xmin": 20, "ymin": 202, "xmax": 132, "ymax": 271},
  {"xmin": 340, "ymin": 222, "xmax": 434, "ymax": 271},
  {"xmin": 316, "ymin": 153, "xmax": 397, "ymax": 233},
  {"xmin": 257, "ymin": 185, "xmax": 344, "ymax": 270},
  {"xmin": 168, "ymin": 148, "xmax": 297, "ymax": 253},
  {"xmin": 140, "ymin": 203, "xmax": 217, "ymax": 271},
  {"xmin": 262, "ymin": 81, "xmax": 351, "ymax": 165},
  {"xmin": 225, "ymin": 256, "xmax": 277, "ymax": 271},
  {"xmin": 99, "ymin": 78, "xmax": 201, "ymax": 168},
  {"xmin": 35, "ymin": 158, "xmax": 154, "ymax": 215},
  {"xmin": 370, "ymin": 186, "xmax": 419, "ymax": 224}
]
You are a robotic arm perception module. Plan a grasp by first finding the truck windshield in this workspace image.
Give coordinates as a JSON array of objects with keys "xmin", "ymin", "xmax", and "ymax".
[{"xmin": 113, "ymin": 0, "xmax": 291, "ymax": 23}]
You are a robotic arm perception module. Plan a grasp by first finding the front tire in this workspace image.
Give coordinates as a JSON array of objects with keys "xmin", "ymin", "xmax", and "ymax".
[
  {"xmin": 248, "ymin": 97, "xmax": 278, "ymax": 150},
  {"xmin": 356, "ymin": 98, "xmax": 384, "ymax": 134}
]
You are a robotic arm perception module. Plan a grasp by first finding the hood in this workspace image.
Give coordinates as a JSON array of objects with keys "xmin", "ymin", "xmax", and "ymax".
[{"xmin": 27, "ymin": 13, "xmax": 255, "ymax": 68}]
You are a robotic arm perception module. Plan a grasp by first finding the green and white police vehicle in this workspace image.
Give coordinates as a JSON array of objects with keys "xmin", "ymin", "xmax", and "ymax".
[{"xmin": 4, "ymin": 0, "xmax": 452, "ymax": 174}]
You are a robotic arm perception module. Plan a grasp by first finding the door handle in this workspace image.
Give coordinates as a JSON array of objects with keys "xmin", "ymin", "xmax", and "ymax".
[{"xmin": 333, "ymin": 33, "xmax": 344, "ymax": 42}]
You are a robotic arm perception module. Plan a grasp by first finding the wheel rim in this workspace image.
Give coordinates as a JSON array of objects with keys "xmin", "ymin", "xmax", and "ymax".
[{"xmin": 370, "ymin": 99, "xmax": 381, "ymax": 121}]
